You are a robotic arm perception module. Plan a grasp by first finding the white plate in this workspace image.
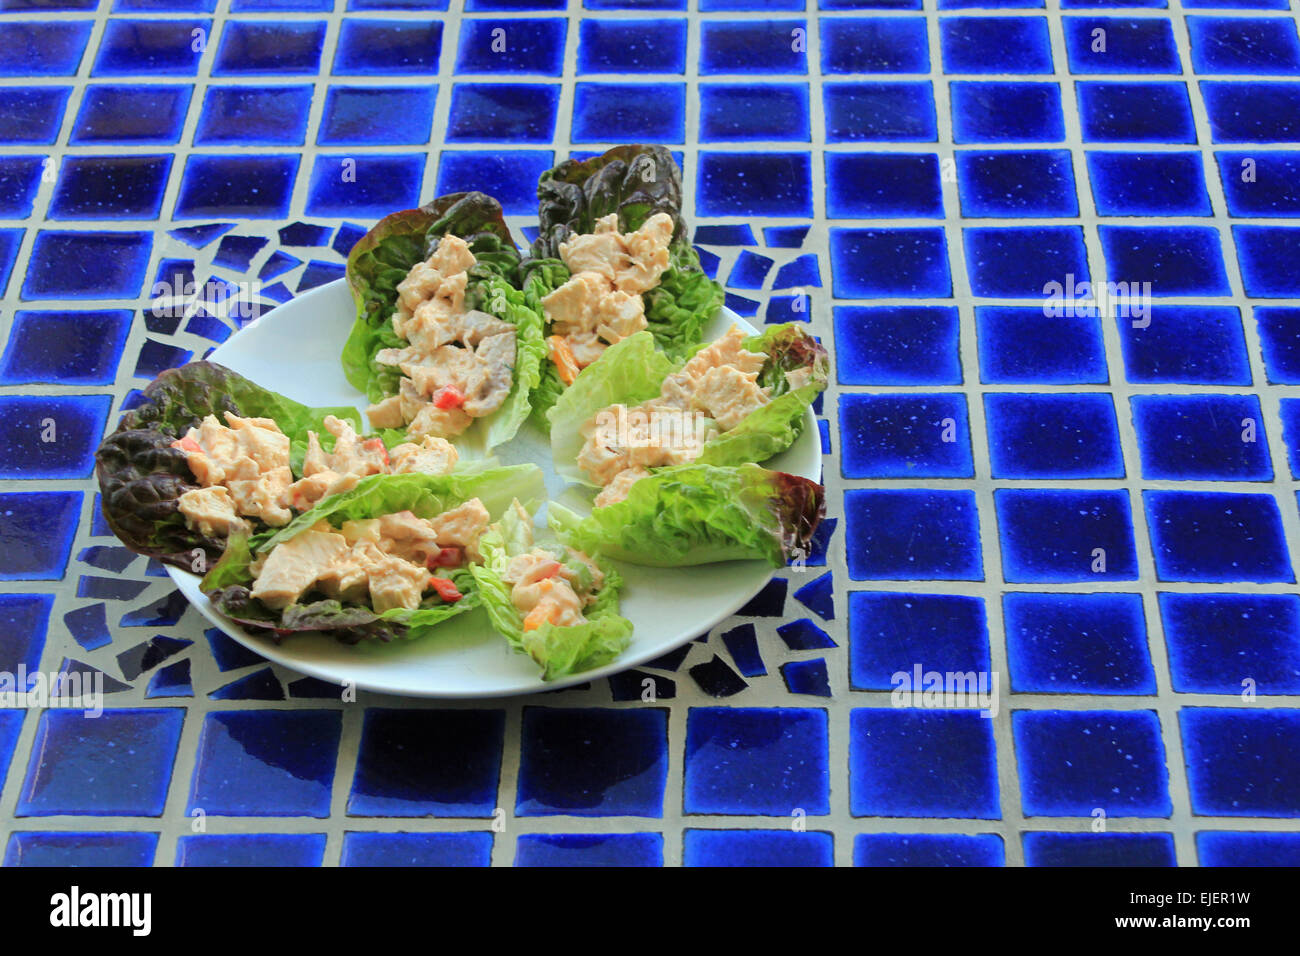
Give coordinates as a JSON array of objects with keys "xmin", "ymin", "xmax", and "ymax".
[{"xmin": 167, "ymin": 278, "xmax": 822, "ymax": 698}]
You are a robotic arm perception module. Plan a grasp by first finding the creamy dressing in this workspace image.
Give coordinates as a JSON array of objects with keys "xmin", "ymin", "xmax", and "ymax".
[{"xmin": 504, "ymin": 547, "xmax": 605, "ymax": 631}]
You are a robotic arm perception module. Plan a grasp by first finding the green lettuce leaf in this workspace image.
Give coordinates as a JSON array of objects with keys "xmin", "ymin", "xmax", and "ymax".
[
  {"xmin": 548, "ymin": 463, "xmax": 825, "ymax": 568},
  {"xmin": 469, "ymin": 505, "xmax": 632, "ymax": 680},
  {"xmin": 94, "ymin": 361, "xmax": 362, "ymax": 569}
]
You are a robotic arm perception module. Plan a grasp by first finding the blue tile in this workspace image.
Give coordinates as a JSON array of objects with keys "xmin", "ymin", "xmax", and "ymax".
[
  {"xmin": 854, "ymin": 833, "xmax": 1004, "ymax": 866},
  {"xmin": 698, "ymin": 225, "xmax": 757, "ymax": 247},
  {"xmin": 347, "ymin": 0, "xmax": 448, "ymax": 7},
  {"xmin": 950, "ymin": 81, "xmax": 1064, "ymax": 143},
  {"xmin": 1283, "ymin": 399, "xmax": 1300, "ymax": 475},
  {"xmin": 517, "ymin": 708, "xmax": 667, "ymax": 817},
  {"xmin": 1234, "ymin": 225, "xmax": 1300, "ymax": 297},
  {"xmin": 0, "ymin": 21, "xmax": 92, "ymax": 76},
  {"xmin": 844, "ymin": 489, "xmax": 983, "ymax": 581},
  {"xmin": 1203, "ymin": 81, "xmax": 1300, "ymax": 142},
  {"xmin": 941, "ymin": 16, "xmax": 1053, "ymax": 74},
  {"xmin": 349, "ymin": 709, "xmax": 504, "ymax": 817},
  {"xmin": 577, "ymin": 19, "xmax": 687, "ymax": 74},
  {"xmin": 1117, "ymin": 306, "xmax": 1248, "ymax": 385},
  {"xmin": 1004, "ymin": 592, "xmax": 1155, "ymax": 695},
  {"xmin": 719, "ymin": 623, "xmax": 764, "ymax": 676},
  {"xmin": 436, "ymin": 150, "xmax": 554, "ymax": 214},
  {"xmin": 212, "ymin": 20, "xmax": 325, "ymax": 75},
  {"xmin": 1217, "ymin": 151, "xmax": 1300, "ymax": 217},
  {"xmin": 476, "ymin": 0, "xmax": 566, "ymax": 6},
  {"xmin": 684, "ymin": 708, "xmax": 828, "ymax": 815},
  {"xmin": 0, "ymin": 228, "xmax": 21, "ymax": 296},
  {"xmin": 703, "ymin": 0, "xmax": 802, "ymax": 6},
  {"xmin": 726, "ymin": 251, "xmax": 772, "ymax": 290},
  {"xmin": 1, "ymin": 0, "xmax": 96, "ymax": 6},
  {"xmin": 342, "ymin": 832, "xmax": 493, "ymax": 866},
  {"xmin": 1098, "ymin": 225, "xmax": 1229, "ymax": 296},
  {"xmin": 447, "ymin": 83, "xmax": 558, "ymax": 142},
  {"xmin": 49, "ymin": 155, "xmax": 171, "ymax": 220},
  {"xmin": 176, "ymin": 834, "xmax": 325, "ymax": 867},
  {"xmin": 92, "ymin": 19, "xmax": 206, "ymax": 76},
  {"xmin": 304, "ymin": 154, "xmax": 424, "ymax": 218},
  {"xmin": 985, "ymin": 393, "xmax": 1123, "ymax": 479},
  {"xmin": 839, "ymin": 393, "xmax": 973, "ymax": 479},
  {"xmin": 1181, "ymin": 708, "xmax": 1300, "ymax": 816},
  {"xmin": 1014, "ymin": 710, "xmax": 1170, "ymax": 817},
  {"xmin": 1023, "ymin": 832, "xmax": 1176, "ymax": 867},
  {"xmin": 956, "ymin": 149, "xmax": 1078, "ymax": 218},
  {"xmin": 114, "ymin": 0, "xmax": 217, "ymax": 8},
  {"xmin": 976, "ymin": 307, "xmax": 1106, "ymax": 384},
  {"xmin": 146, "ymin": 659, "xmax": 192, "ymax": 698},
  {"xmin": 849, "ymin": 592, "xmax": 989, "ymax": 692},
  {"xmin": 0, "ymin": 492, "xmax": 80, "ymax": 581},
  {"xmin": 0, "ymin": 395, "xmax": 111, "ymax": 479},
  {"xmin": 850, "ymin": 709, "xmax": 1000, "ymax": 818},
  {"xmin": 772, "ymin": 254, "xmax": 820, "ymax": 289},
  {"xmin": 0, "ymin": 87, "xmax": 71, "ymax": 144},
  {"xmin": 1063, "ymin": 16, "xmax": 1181, "ymax": 73},
  {"xmin": 573, "ymin": 82, "xmax": 685, "ymax": 143},
  {"xmin": 297, "ymin": 260, "xmax": 347, "ymax": 291},
  {"xmin": 23, "ymin": 230, "xmax": 153, "ymax": 299},
  {"xmin": 700, "ymin": 20, "xmax": 807, "ymax": 74},
  {"xmin": 456, "ymin": 18, "xmax": 566, "ymax": 75},
  {"xmin": 1144, "ymin": 491, "xmax": 1293, "ymax": 583},
  {"xmin": 963, "ymin": 225, "xmax": 1089, "ymax": 298},
  {"xmin": 824, "ymin": 0, "xmax": 920, "ymax": 6},
  {"xmin": 945, "ymin": 0, "xmax": 1042, "ymax": 6},
  {"xmin": 697, "ymin": 151, "xmax": 812, "ymax": 217},
  {"xmin": 683, "ymin": 829, "xmax": 833, "ymax": 867},
  {"xmin": 174, "ymin": 155, "xmax": 298, "ymax": 219},
  {"xmin": 333, "ymin": 19, "xmax": 442, "ymax": 74},
  {"xmin": 133, "ymin": 340, "xmax": 192, "ymax": 378},
  {"xmin": 1197, "ymin": 832, "xmax": 1300, "ymax": 867},
  {"xmin": 834, "ymin": 306, "xmax": 962, "ymax": 385},
  {"xmin": 1184, "ymin": 0, "xmax": 1286, "ymax": 6},
  {"xmin": 515, "ymin": 833, "xmax": 663, "ymax": 866},
  {"xmin": 0, "ymin": 710, "xmax": 20, "ymax": 792},
  {"xmin": 1086, "ymin": 151, "xmax": 1210, "ymax": 216},
  {"xmin": 995, "ymin": 489, "xmax": 1138, "ymax": 583},
  {"xmin": 70, "ymin": 84, "xmax": 191, "ymax": 145},
  {"xmin": 690, "ymin": 654, "xmax": 748, "ymax": 697},
  {"xmin": 699, "ymin": 83, "xmax": 808, "ymax": 142},
  {"xmin": 318, "ymin": 86, "xmax": 436, "ymax": 146},
  {"xmin": 826, "ymin": 152, "xmax": 942, "ymax": 218},
  {"xmin": 830, "ymin": 228, "xmax": 950, "ymax": 297},
  {"xmin": 17, "ymin": 709, "xmax": 183, "ymax": 816},
  {"xmin": 232, "ymin": 0, "xmax": 332, "ymax": 7},
  {"xmin": 0, "ymin": 156, "xmax": 44, "ymax": 219},
  {"xmin": 820, "ymin": 16, "xmax": 929, "ymax": 74},
  {"xmin": 4, "ymin": 832, "xmax": 157, "ymax": 867},
  {"xmin": 1188, "ymin": 15, "xmax": 1300, "ymax": 74},
  {"xmin": 194, "ymin": 85, "xmax": 312, "ymax": 145},
  {"xmin": 1132, "ymin": 394, "xmax": 1271, "ymax": 481},
  {"xmin": 0, "ymin": 594, "xmax": 52, "ymax": 685},
  {"xmin": 187, "ymin": 710, "xmax": 342, "ymax": 817},
  {"xmin": 824, "ymin": 81, "xmax": 937, "ymax": 141},
  {"xmin": 1077, "ymin": 81, "xmax": 1195, "ymax": 142},
  {"xmin": 1162, "ymin": 593, "xmax": 1300, "ymax": 696},
  {"xmin": 586, "ymin": 0, "xmax": 683, "ymax": 6},
  {"xmin": 209, "ymin": 667, "xmax": 283, "ymax": 701}
]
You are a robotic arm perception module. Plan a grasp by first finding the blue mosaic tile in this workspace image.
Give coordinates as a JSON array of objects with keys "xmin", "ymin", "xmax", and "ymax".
[
  {"xmin": 963, "ymin": 226, "xmax": 1089, "ymax": 298},
  {"xmin": 436, "ymin": 152, "xmax": 556, "ymax": 210},
  {"xmin": 209, "ymin": 667, "xmax": 283, "ymax": 701},
  {"xmin": 1098, "ymin": 225, "xmax": 1230, "ymax": 296},
  {"xmin": 0, "ymin": 87, "xmax": 71, "ymax": 144},
  {"xmin": 834, "ymin": 306, "xmax": 961, "ymax": 386},
  {"xmin": 333, "ymin": 19, "xmax": 442, "ymax": 74},
  {"xmin": 317, "ymin": 86, "xmax": 437, "ymax": 146},
  {"xmin": 0, "ymin": 156, "xmax": 43, "ymax": 219},
  {"xmin": 854, "ymin": 833, "xmax": 1005, "ymax": 867},
  {"xmin": 577, "ymin": 19, "xmax": 687, "ymax": 74},
  {"xmin": 985, "ymin": 393, "xmax": 1123, "ymax": 479},
  {"xmin": 92, "ymin": 19, "xmax": 206, "ymax": 76},
  {"xmin": 848, "ymin": 592, "xmax": 990, "ymax": 692},
  {"xmin": 134, "ymin": 340, "xmax": 193, "ymax": 378},
  {"xmin": 194, "ymin": 85, "xmax": 313, "ymax": 145},
  {"xmin": 1161, "ymin": 593, "xmax": 1300, "ymax": 696},
  {"xmin": 794, "ymin": 570, "xmax": 834, "ymax": 621},
  {"xmin": 844, "ymin": 489, "xmax": 983, "ymax": 581},
  {"xmin": 699, "ymin": 83, "xmax": 809, "ymax": 142},
  {"xmin": 777, "ymin": 618, "xmax": 836, "ymax": 652},
  {"xmin": 955, "ymin": 149, "xmax": 1077, "ymax": 218},
  {"xmin": 1086, "ymin": 151, "xmax": 1211, "ymax": 216},
  {"xmin": 0, "ymin": 310, "xmax": 131, "ymax": 386},
  {"xmin": 683, "ymin": 829, "xmax": 833, "ymax": 867},
  {"xmin": 1144, "ymin": 491, "xmax": 1293, "ymax": 583},
  {"xmin": 1077, "ymin": 80, "xmax": 1195, "ymax": 142},
  {"xmin": 1023, "ymin": 832, "xmax": 1176, "ymax": 867},
  {"xmin": 1281, "ymin": 399, "xmax": 1300, "ymax": 476},
  {"xmin": 0, "ymin": 395, "xmax": 111, "ymax": 480},
  {"xmin": 447, "ymin": 83, "xmax": 559, "ymax": 142},
  {"xmin": 850, "ymin": 709, "xmax": 1000, "ymax": 818},
  {"xmin": 1183, "ymin": 0, "xmax": 1286, "ymax": 6},
  {"xmin": 172, "ymin": 222, "xmax": 236, "ymax": 248},
  {"xmin": 187, "ymin": 710, "xmax": 342, "ymax": 817},
  {"xmin": 950, "ymin": 81, "xmax": 1065, "ymax": 143},
  {"xmin": 772, "ymin": 254, "xmax": 821, "ymax": 289},
  {"xmin": 941, "ymin": 16, "xmax": 1053, "ymax": 74},
  {"xmin": 304, "ymin": 154, "xmax": 425, "ymax": 218},
  {"xmin": 457, "ymin": 18, "xmax": 566, "ymax": 75},
  {"xmin": 119, "ymin": 589, "xmax": 190, "ymax": 628},
  {"xmin": 1180, "ymin": 708, "xmax": 1300, "ymax": 816},
  {"xmin": 830, "ymin": 228, "xmax": 950, "ymax": 298},
  {"xmin": 699, "ymin": 20, "xmax": 807, "ymax": 75},
  {"xmin": 1116, "ymin": 306, "xmax": 1249, "ymax": 384},
  {"xmin": 1004, "ymin": 592, "xmax": 1155, "ymax": 695},
  {"xmin": 825, "ymin": 152, "xmax": 941, "ymax": 219},
  {"xmin": 4, "ymin": 832, "xmax": 158, "ymax": 867},
  {"xmin": 1217, "ymin": 151, "xmax": 1300, "ymax": 217},
  {"xmin": 342, "ymin": 832, "xmax": 492, "ymax": 866},
  {"xmin": 1197, "ymin": 832, "xmax": 1300, "ymax": 867},
  {"xmin": 976, "ymin": 308, "xmax": 1106, "ymax": 385},
  {"xmin": 17, "ymin": 709, "xmax": 183, "ymax": 816},
  {"xmin": 347, "ymin": 0, "xmax": 448, "ymax": 7},
  {"xmin": 1187, "ymin": 15, "xmax": 1300, "ymax": 74},
  {"xmin": 609, "ymin": 669, "xmax": 675, "ymax": 701},
  {"xmin": 0, "ymin": 491, "xmax": 82, "ymax": 580},
  {"xmin": 517, "ymin": 707, "xmax": 667, "ymax": 817},
  {"xmin": 824, "ymin": 81, "xmax": 937, "ymax": 142},
  {"xmin": 174, "ymin": 155, "xmax": 298, "ymax": 219},
  {"xmin": 212, "ymin": 20, "xmax": 325, "ymax": 75},
  {"xmin": 23, "ymin": 230, "xmax": 153, "ymax": 299},
  {"xmin": 1234, "ymin": 225, "xmax": 1300, "ymax": 297},
  {"xmin": 995, "ymin": 489, "xmax": 1138, "ymax": 583},
  {"xmin": 684, "ymin": 708, "xmax": 829, "ymax": 815},
  {"xmin": 820, "ymin": 17, "xmax": 929, "ymax": 74},
  {"xmin": 70, "ymin": 84, "xmax": 191, "ymax": 146},
  {"xmin": 1063, "ymin": 16, "xmax": 1181, "ymax": 73},
  {"xmin": 515, "ymin": 833, "xmax": 663, "ymax": 867},
  {"xmin": 1202, "ymin": 81, "xmax": 1300, "ymax": 141},
  {"xmin": 232, "ymin": 0, "xmax": 332, "ymax": 6},
  {"xmin": 146, "ymin": 659, "xmax": 193, "ymax": 698},
  {"xmin": 573, "ymin": 82, "xmax": 686, "ymax": 143},
  {"xmin": 1131, "ymin": 394, "xmax": 1271, "ymax": 481},
  {"xmin": 718, "ymin": 623, "xmax": 762, "ymax": 677},
  {"xmin": 764, "ymin": 224, "xmax": 810, "ymax": 248},
  {"xmin": 689, "ymin": 654, "xmax": 748, "ymax": 696},
  {"xmin": 0, "ymin": 594, "xmax": 51, "ymax": 688},
  {"xmin": 697, "ymin": 152, "xmax": 812, "ymax": 217},
  {"xmin": 49, "ymin": 155, "xmax": 172, "ymax": 220},
  {"xmin": 838, "ymin": 393, "xmax": 973, "ymax": 479},
  {"xmin": 0, "ymin": 21, "xmax": 92, "ymax": 76},
  {"xmin": 176, "ymin": 834, "xmax": 326, "ymax": 867}
]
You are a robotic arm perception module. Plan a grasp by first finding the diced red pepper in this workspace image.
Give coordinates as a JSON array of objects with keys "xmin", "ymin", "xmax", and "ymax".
[
  {"xmin": 428, "ymin": 576, "xmax": 463, "ymax": 603},
  {"xmin": 426, "ymin": 547, "xmax": 463, "ymax": 569},
  {"xmin": 361, "ymin": 437, "xmax": 389, "ymax": 465},
  {"xmin": 433, "ymin": 385, "xmax": 465, "ymax": 410},
  {"xmin": 174, "ymin": 435, "xmax": 202, "ymax": 453}
]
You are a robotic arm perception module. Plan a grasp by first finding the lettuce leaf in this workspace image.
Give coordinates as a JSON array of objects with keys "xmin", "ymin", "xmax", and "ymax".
[
  {"xmin": 94, "ymin": 361, "xmax": 362, "ymax": 569},
  {"xmin": 548, "ymin": 463, "xmax": 825, "ymax": 568},
  {"xmin": 469, "ymin": 505, "xmax": 632, "ymax": 680}
]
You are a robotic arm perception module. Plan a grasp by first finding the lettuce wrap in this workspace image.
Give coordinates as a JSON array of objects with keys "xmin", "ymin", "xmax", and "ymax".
[
  {"xmin": 95, "ymin": 361, "xmax": 363, "ymax": 570},
  {"xmin": 550, "ymin": 323, "xmax": 829, "ymax": 486},
  {"xmin": 200, "ymin": 465, "xmax": 547, "ymax": 645},
  {"xmin": 548, "ymin": 463, "xmax": 825, "ymax": 568},
  {"xmin": 342, "ymin": 191, "xmax": 545, "ymax": 451},
  {"xmin": 469, "ymin": 504, "xmax": 632, "ymax": 680}
]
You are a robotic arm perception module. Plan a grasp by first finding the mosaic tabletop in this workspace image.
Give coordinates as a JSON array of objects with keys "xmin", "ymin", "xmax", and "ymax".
[{"xmin": 1, "ymin": 0, "xmax": 1300, "ymax": 869}]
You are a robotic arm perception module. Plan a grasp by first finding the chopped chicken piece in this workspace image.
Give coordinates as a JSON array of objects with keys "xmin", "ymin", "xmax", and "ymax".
[
  {"xmin": 322, "ymin": 415, "xmax": 387, "ymax": 476},
  {"xmin": 693, "ymin": 365, "xmax": 770, "ymax": 431},
  {"xmin": 785, "ymin": 366, "xmax": 813, "ymax": 392},
  {"xmin": 227, "ymin": 465, "xmax": 293, "ymax": 527},
  {"xmin": 558, "ymin": 213, "xmax": 673, "ymax": 295},
  {"xmin": 577, "ymin": 404, "xmax": 716, "ymax": 485},
  {"xmin": 375, "ymin": 510, "xmax": 442, "ymax": 564},
  {"xmin": 541, "ymin": 272, "xmax": 648, "ymax": 369},
  {"xmin": 428, "ymin": 233, "xmax": 475, "ymax": 278},
  {"xmin": 388, "ymin": 436, "xmax": 458, "ymax": 476},
  {"xmin": 681, "ymin": 325, "xmax": 767, "ymax": 379},
  {"xmin": 406, "ymin": 401, "xmax": 472, "ymax": 440},
  {"xmin": 463, "ymin": 332, "xmax": 516, "ymax": 417},
  {"xmin": 353, "ymin": 541, "xmax": 429, "ymax": 612},
  {"xmin": 285, "ymin": 470, "xmax": 360, "ymax": 512},
  {"xmin": 251, "ymin": 527, "xmax": 350, "ymax": 609},
  {"xmin": 178, "ymin": 486, "xmax": 249, "ymax": 537},
  {"xmin": 505, "ymin": 549, "xmax": 591, "ymax": 630},
  {"xmin": 366, "ymin": 395, "xmax": 405, "ymax": 430},
  {"xmin": 593, "ymin": 466, "xmax": 651, "ymax": 509},
  {"xmin": 225, "ymin": 415, "xmax": 292, "ymax": 471},
  {"xmin": 426, "ymin": 497, "xmax": 490, "ymax": 560}
]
